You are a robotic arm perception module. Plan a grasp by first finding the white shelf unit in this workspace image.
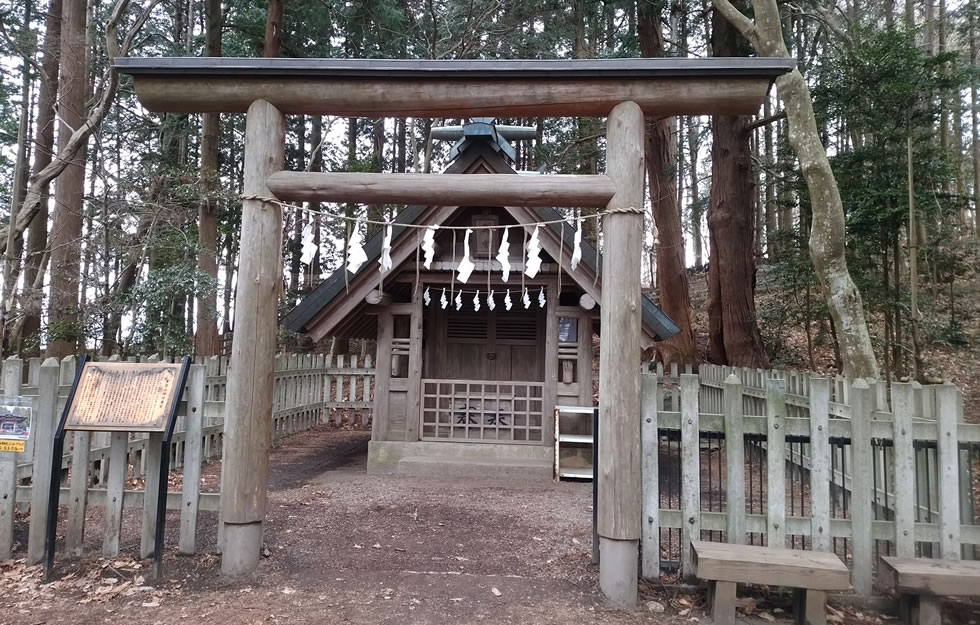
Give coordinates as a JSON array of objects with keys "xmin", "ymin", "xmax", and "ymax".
[{"xmin": 554, "ymin": 405, "xmax": 595, "ymax": 480}]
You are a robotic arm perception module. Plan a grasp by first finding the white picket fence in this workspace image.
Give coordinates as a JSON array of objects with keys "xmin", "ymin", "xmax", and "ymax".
[
  {"xmin": 641, "ymin": 364, "xmax": 979, "ymax": 596},
  {"xmin": 0, "ymin": 352, "xmax": 376, "ymax": 564}
]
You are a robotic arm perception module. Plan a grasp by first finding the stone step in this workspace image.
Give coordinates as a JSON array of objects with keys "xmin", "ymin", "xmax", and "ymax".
[{"xmin": 396, "ymin": 454, "xmax": 553, "ymax": 482}]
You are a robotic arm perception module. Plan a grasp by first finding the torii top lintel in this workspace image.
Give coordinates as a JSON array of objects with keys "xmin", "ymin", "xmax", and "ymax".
[{"xmin": 115, "ymin": 57, "xmax": 794, "ymax": 118}]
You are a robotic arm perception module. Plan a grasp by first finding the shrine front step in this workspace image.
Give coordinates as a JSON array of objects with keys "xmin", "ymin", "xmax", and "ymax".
[{"xmin": 396, "ymin": 455, "xmax": 553, "ymax": 482}]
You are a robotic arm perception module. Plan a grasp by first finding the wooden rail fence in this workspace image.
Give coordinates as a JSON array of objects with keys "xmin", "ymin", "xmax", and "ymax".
[
  {"xmin": 0, "ymin": 352, "xmax": 376, "ymax": 563},
  {"xmin": 640, "ymin": 366, "xmax": 979, "ymax": 597}
]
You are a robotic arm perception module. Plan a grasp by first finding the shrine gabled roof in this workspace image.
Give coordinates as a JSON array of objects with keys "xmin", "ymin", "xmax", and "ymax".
[{"xmin": 281, "ymin": 140, "xmax": 680, "ymax": 343}]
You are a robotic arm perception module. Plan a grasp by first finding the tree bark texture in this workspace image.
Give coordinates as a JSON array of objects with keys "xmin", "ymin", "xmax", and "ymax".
[
  {"xmin": 972, "ymin": 0, "xmax": 980, "ymax": 233},
  {"xmin": 712, "ymin": 0, "xmax": 880, "ymax": 379},
  {"xmin": 638, "ymin": 1, "xmax": 698, "ymax": 366},
  {"xmin": 263, "ymin": 0, "xmax": 283, "ymax": 58},
  {"xmin": 20, "ymin": 0, "xmax": 63, "ymax": 355},
  {"xmin": 47, "ymin": 0, "xmax": 88, "ymax": 358},
  {"xmin": 195, "ymin": 0, "xmax": 222, "ymax": 357},
  {"xmin": 707, "ymin": 0, "xmax": 770, "ymax": 369},
  {"xmin": 1, "ymin": 0, "xmax": 34, "ymax": 356}
]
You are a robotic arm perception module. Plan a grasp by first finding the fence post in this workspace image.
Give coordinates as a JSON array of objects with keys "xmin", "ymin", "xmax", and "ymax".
[
  {"xmin": 679, "ymin": 373, "xmax": 700, "ymax": 579},
  {"xmin": 891, "ymin": 382, "xmax": 916, "ymax": 559},
  {"xmin": 180, "ymin": 364, "xmax": 206, "ymax": 554},
  {"xmin": 957, "ymin": 389, "xmax": 975, "ymax": 561},
  {"xmin": 61, "ymin": 355, "xmax": 89, "ymax": 559},
  {"xmin": 27, "ymin": 358, "xmax": 61, "ymax": 564},
  {"xmin": 641, "ymin": 372, "xmax": 659, "ymax": 579},
  {"xmin": 724, "ymin": 374, "xmax": 745, "ymax": 545},
  {"xmin": 0, "ymin": 357, "xmax": 24, "ymax": 560},
  {"xmin": 809, "ymin": 377, "xmax": 831, "ymax": 552},
  {"xmin": 27, "ymin": 357, "xmax": 41, "ymax": 387},
  {"xmin": 936, "ymin": 384, "xmax": 961, "ymax": 561},
  {"xmin": 766, "ymin": 377, "xmax": 787, "ymax": 549},
  {"xmin": 849, "ymin": 379, "xmax": 874, "ymax": 596}
]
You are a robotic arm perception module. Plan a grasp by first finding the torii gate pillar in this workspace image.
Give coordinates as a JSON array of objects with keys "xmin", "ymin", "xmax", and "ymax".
[
  {"xmin": 219, "ymin": 99, "xmax": 286, "ymax": 576},
  {"xmin": 597, "ymin": 101, "xmax": 645, "ymax": 607}
]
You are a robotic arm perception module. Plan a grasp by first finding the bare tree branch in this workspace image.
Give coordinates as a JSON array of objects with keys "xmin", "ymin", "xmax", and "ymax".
[
  {"xmin": 0, "ymin": 0, "xmax": 164, "ymax": 257},
  {"xmin": 711, "ymin": 0, "xmax": 761, "ymax": 49},
  {"xmin": 745, "ymin": 110, "xmax": 787, "ymax": 132}
]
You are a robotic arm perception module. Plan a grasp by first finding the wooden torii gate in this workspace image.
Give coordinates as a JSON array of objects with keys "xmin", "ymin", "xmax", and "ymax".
[{"xmin": 117, "ymin": 56, "xmax": 793, "ymax": 607}]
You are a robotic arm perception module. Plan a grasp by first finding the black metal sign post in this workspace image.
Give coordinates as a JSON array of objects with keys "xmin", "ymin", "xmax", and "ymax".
[
  {"xmin": 43, "ymin": 356, "xmax": 191, "ymax": 582},
  {"xmin": 43, "ymin": 355, "xmax": 89, "ymax": 581},
  {"xmin": 152, "ymin": 357, "xmax": 191, "ymax": 579}
]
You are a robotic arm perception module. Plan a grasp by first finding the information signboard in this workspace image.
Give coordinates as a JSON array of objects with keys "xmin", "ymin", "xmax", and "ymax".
[
  {"xmin": 63, "ymin": 362, "xmax": 183, "ymax": 432},
  {"xmin": 0, "ymin": 397, "xmax": 33, "ymax": 453}
]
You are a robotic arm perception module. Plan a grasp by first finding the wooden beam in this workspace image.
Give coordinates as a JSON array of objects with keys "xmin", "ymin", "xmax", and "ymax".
[
  {"xmin": 579, "ymin": 293, "xmax": 596, "ymax": 310},
  {"xmin": 219, "ymin": 99, "xmax": 285, "ymax": 576},
  {"xmin": 597, "ymin": 101, "xmax": 645, "ymax": 607},
  {"xmin": 365, "ymin": 290, "xmax": 392, "ymax": 306},
  {"xmin": 266, "ymin": 171, "xmax": 616, "ymax": 208},
  {"xmin": 127, "ymin": 76, "xmax": 775, "ymax": 117}
]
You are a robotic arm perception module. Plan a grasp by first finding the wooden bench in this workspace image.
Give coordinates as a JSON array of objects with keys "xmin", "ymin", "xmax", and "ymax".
[
  {"xmin": 691, "ymin": 541, "xmax": 851, "ymax": 625},
  {"xmin": 880, "ymin": 557, "xmax": 980, "ymax": 625}
]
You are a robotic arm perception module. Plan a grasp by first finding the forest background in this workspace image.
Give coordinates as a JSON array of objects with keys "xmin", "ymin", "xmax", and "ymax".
[{"xmin": 0, "ymin": 0, "xmax": 977, "ymax": 412}]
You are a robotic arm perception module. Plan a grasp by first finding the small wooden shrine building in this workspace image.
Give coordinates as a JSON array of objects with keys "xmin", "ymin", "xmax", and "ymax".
[{"xmin": 283, "ymin": 120, "xmax": 679, "ymax": 479}]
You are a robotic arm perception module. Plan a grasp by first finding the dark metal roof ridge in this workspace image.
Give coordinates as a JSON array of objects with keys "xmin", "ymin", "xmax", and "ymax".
[{"xmin": 115, "ymin": 56, "xmax": 795, "ymax": 79}]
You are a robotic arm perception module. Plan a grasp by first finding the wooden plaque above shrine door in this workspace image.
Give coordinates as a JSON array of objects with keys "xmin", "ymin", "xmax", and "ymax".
[{"xmin": 425, "ymin": 304, "xmax": 544, "ymax": 383}]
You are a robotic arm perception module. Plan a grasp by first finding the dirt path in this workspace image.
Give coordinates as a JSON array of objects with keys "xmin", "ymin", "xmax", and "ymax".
[
  {"xmin": 4, "ymin": 427, "xmax": 975, "ymax": 625},
  {"xmin": 0, "ymin": 427, "xmax": 678, "ymax": 625}
]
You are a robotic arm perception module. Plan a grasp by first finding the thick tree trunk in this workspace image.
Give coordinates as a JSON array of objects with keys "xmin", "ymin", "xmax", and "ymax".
[
  {"xmin": 195, "ymin": 0, "xmax": 222, "ymax": 357},
  {"xmin": 713, "ymin": 0, "xmax": 880, "ymax": 379},
  {"xmin": 972, "ymin": 0, "xmax": 980, "ymax": 233},
  {"xmin": 20, "ymin": 0, "xmax": 63, "ymax": 355},
  {"xmin": 1, "ymin": 0, "xmax": 34, "ymax": 356},
  {"xmin": 47, "ymin": 0, "xmax": 88, "ymax": 358},
  {"xmin": 639, "ymin": 2, "xmax": 698, "ymax": 365},
  {"xmin": 706, "ymin": 2, "xmax": 770, "ymax": 369},
  {"xmin": 263, "ymin": 0, "xmax": 283, "ymax": 58}
]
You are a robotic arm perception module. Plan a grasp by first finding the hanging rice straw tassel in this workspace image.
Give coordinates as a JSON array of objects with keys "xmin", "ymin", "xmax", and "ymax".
[
  {"xmin": 456, "ymin": 228, "xmax": 474, "ymax": 283},
  {"xmin": 378, "ymin": 223, "xmax": 393, "ymax": 273},
  {"xmin": 346, "ymin": 222, "xmax": 368, "ymax": 274},
  {"xmin": 496, "ymin": 226, "xmax": 512, "ymax": 282},
  {"xmin": 570, "ymin": 217, "xmax": 583, "ymax": 271},
  {"xmin": 524, "ymin": 226, "xmax": 542, "ymax": 278},
  {"xmin": 422, "ymin": 225, "xmax": 439, "ymax": 269}
]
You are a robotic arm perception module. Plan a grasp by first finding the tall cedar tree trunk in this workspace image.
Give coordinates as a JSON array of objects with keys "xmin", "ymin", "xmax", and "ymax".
[
  {"xmin": 972, "ymin": 0, "xmax": 980, "ymax": 234},
  {"xmin": 713, "ymin": 0, "xmax": 880, "ymax": 378},
  {"xmin": 304, "ymin": 114, "xmax": 323, "ymax": 292},
  {"xmin": 195, "ymin": 0, "xmax": 222, "ymax": 357},
  {"xmin": 47, "ymin": 0, "xmax": 87, "ymax": 358},
  {"xmin": 706, "ymin": 1, "xmax": 770, "ymax": 368},
  {"xmin": 263, "ymin": 0, "xmax": 282, "ymax": 58},
  {"xmin": 638, "ymin": 2, "xmax": 698, "ymax": 365},
  {"xmin": 288, "ymin": 118, "xmax": 306, "ymax": 294},
  {"xmin": 688, "ymin": 116, "xmax": 703, "ymax": 267},
  {"xmin": 574, "ymin": 0, "xmax": 600, "ymax": 245},
  {"xmin": 763, "ymin": 95, "xmax": 777, "ymax": 254},
  {"xmin": 19, "ymin": 0, "xmax": 61, "ymax": 355},
  {"xmin": 1, "ymin": 0, "xmax": 34, "ymax": 356}
]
